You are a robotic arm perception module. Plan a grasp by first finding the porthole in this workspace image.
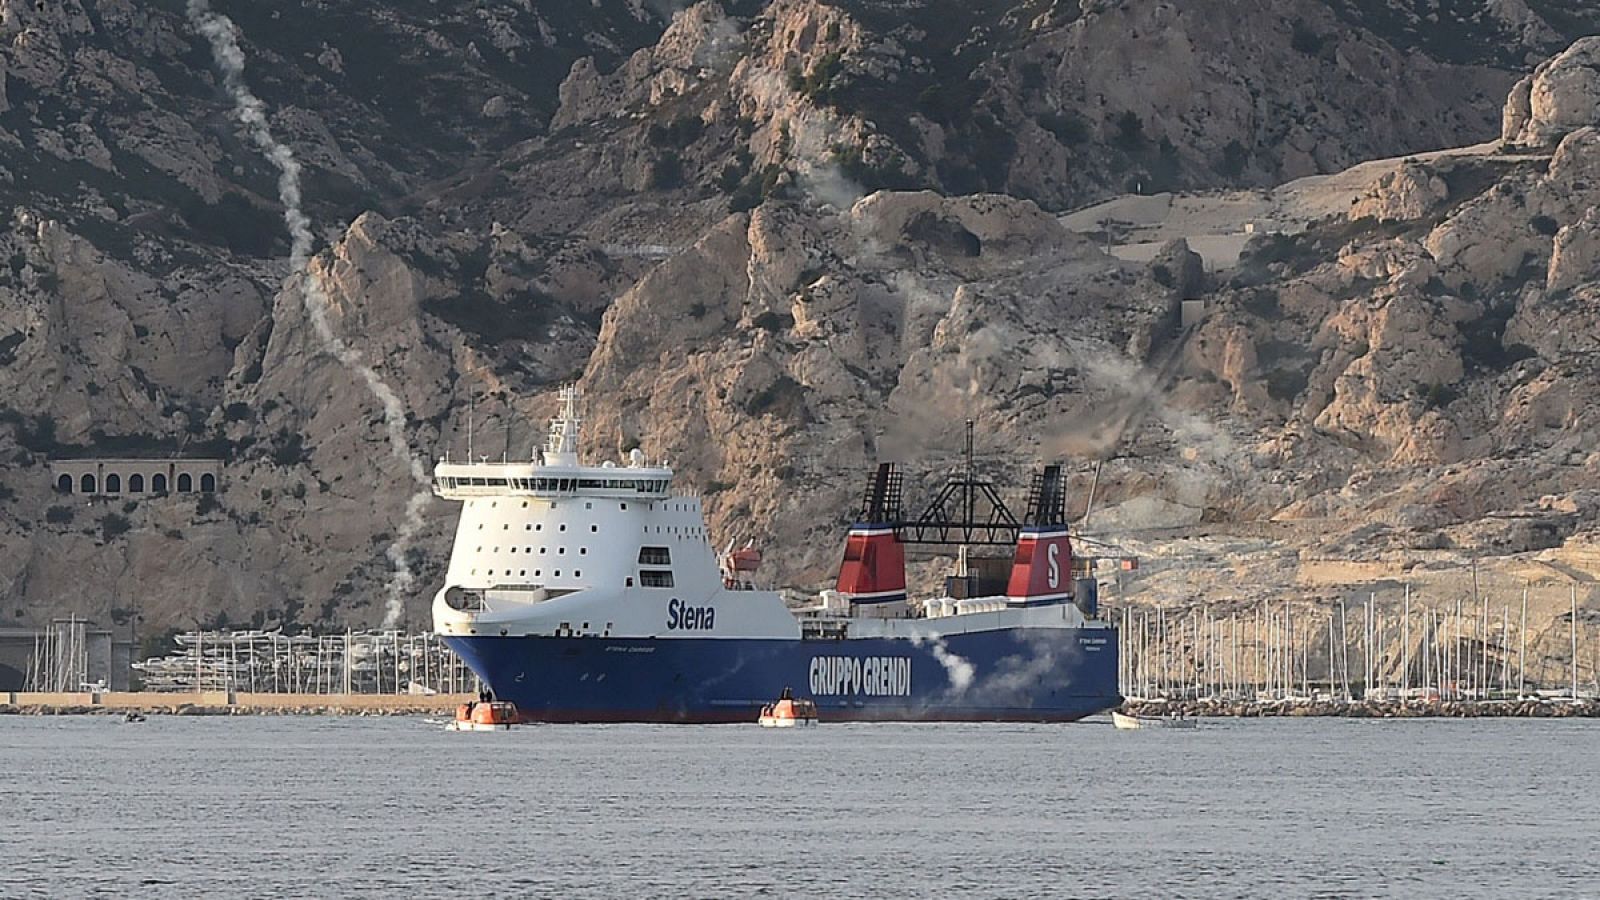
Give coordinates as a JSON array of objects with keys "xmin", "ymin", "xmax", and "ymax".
[
  {"xmin": 536, "ymin": 524, "xmax": 543, "ymax": 531},
  {"xmin": 526, "ymin": 524, "xmax": 532, "ymax": 531},
  {"xmin": 520, "ymin": 570, "xmax": 526, "ymax": 576},
  {"xmin": 559, "ymin": 524, "xmax": 567, "ymax": 532},
  {"xmin": 554, "ymin": 570, "xmax": 561, "ymax": 577},
  {"xmin": 559, "ymin": 548, "xmax": 566, "ymax": 555},
  {"xmin": 574, "ymin": 570, "xmax": 581, "ymax": 578},
  {"xmin": 580, "ymin": 548, "xmax": 587, "ymax": 555},
  {"xmin": 585, "ymin": 502, "xmax": 592, "ymax": 510},
  {"xmin": 535, "ymin": 570, "xmax": 541, "ymax": 576},
  {"xmin": 510, "ymin": 548, "xmax": 517, "ymax": 554},
  {"xmin": 503, "ymin": 524, "xmax": 509, "ymax": 530},
  {"xmin": 590, "ymin": 525, "xmax": 598, "ymax": 533},
  {"xmin": 541, "ymin": 547, "xmax": 547, "ymax": 554},
  {"xmin": 522, "ymin": 502, "xmax": 528, "ymax": 509}
]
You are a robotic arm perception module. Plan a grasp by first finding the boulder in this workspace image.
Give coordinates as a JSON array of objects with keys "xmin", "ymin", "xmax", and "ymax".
[
  {"xmin": 1503, "ymin": 37, "xmax": 1600, "ymax": 147},
  {"xmin": 1349, "ymin": 160, "xmax": 1448, "ymax": 223},
  {"xmin": 1547, "ymin": 206, "xmax": 1600, "ymax": 293}
]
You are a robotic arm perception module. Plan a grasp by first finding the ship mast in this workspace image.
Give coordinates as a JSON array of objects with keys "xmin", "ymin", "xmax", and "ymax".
[{"xmin": 542, "ymin": 386, "xmax": 582, "ymax": 466}]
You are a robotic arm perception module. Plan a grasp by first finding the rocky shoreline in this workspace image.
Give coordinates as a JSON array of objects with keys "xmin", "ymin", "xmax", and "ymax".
[{"xmin": 1122, "ymin": 698, "xmax": 1600, "ymax": 718}]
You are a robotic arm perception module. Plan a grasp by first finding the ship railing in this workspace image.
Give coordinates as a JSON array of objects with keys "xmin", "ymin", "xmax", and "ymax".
[{"xmin": 800, "ymin": 618, "xmax": 850, "ymax": 641}]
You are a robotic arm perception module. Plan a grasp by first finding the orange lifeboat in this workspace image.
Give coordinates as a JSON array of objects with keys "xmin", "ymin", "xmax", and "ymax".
[
  {"xmin": 448, "ymin": 699, "xmax": 518, "ymax": 731},
  {"xmin": 758, "ymin": 686, "xmax": 818, "ymax": 728}
]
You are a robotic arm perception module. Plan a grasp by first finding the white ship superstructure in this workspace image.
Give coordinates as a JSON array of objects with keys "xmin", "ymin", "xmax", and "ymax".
[{"xmin": 431, "ymin": 388, "xmax": 799, "ymax": 640}]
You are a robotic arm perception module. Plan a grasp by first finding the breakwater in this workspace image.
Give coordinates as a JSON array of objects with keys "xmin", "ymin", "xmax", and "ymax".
[
  {"xmin": 0, "ymin": 691, "xmax": 472, "ymax": 716},
  {"xmin": 1123, "ymin": 698, "xmax": 1600, "ymax": 718}
]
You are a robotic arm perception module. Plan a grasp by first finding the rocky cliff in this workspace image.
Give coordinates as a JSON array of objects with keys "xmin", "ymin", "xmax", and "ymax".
[{"xmin": 3, "ymin": 0, "xmax": 1600, "ymax": 640}]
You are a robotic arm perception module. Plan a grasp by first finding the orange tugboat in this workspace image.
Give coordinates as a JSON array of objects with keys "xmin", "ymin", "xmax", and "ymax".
[
  {"xmin": 448, "ymin": 694, "xmax": 518, "ymax": 731},
  {"xmin": 758, "ymin": 687, "xmax": 819, "ymax": 727}
]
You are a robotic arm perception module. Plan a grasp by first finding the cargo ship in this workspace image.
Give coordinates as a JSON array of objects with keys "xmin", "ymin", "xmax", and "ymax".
[{"xmin": 430, "ymin": 389, "xmax": 1120, "ymax": 723}]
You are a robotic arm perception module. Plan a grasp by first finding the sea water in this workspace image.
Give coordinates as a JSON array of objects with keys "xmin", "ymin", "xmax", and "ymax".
[{"xmin": 2, "ymin": 716, "xmax": 1596, "ymax": 898}]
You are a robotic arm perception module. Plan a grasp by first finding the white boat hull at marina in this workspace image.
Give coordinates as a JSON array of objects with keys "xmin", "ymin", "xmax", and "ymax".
[{"xmin": 1112, "ymin": 710, "xmax": 1196, "ymax": 730}]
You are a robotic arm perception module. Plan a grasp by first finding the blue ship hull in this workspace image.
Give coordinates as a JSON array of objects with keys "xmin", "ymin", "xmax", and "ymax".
[{"xmin": 444, "ymin": 627, "xmax": 1121, "ymax": 723}]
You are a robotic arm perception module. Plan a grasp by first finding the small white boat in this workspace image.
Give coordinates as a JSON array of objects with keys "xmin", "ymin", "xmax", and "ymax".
[
  {"xmin": 758, "ymin": 687, "xmax": 818, "ymax": 727},
  {"xmin": 1112, "ymin": 710, "xmax": 1196, "ymax": 730}
]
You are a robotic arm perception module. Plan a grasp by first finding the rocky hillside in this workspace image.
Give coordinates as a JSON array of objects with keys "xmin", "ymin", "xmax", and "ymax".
[{"xmin": 2, "ymin": 0, "xmax": 1600, "ymax": 639}]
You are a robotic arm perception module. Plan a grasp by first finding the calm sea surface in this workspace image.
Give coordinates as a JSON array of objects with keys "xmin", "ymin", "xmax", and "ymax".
[{"xmin": 2, "ymin": 716, "xmax": 1596, "ymax": 898}]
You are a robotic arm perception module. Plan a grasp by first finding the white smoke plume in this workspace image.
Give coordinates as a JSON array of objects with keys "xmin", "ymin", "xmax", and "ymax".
[
  {"xmin": 911, "ymin": 632, "xmax": 975, "ymax": 693},
  {"xmin": 188, "ymin": 0, "xmax": 431, "ymax": 629},
  {"xmin": 975, "ymin": 630, "xmax": 1080, "ymax": 704}
]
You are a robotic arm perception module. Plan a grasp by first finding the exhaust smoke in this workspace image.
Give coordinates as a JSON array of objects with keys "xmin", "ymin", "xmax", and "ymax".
[
  {"xmin": 911, "ymin": 632, "xmax": 975, "ymax": 693},
  {"xmin": 188, "ymin": 0, "xmax": 431, "ymax": 629}
]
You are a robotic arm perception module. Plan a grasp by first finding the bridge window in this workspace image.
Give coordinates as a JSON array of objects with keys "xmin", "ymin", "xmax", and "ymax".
[
  {"xmin": 640, "ymin": 570, "xmax": 674, "ymax": 588},
  {"xmin": 177, "ymin": 473, "xmax": 193, "ymax": 492},
  {"xmin": 200, "ymin": 474, "xmax": 216, "ymax": 492},
  {"xmin": 56, "ymin": 474, "xmax": 72, "ymax": 493},
  {"xmin": 639, "ymin": 546, "xmax": 671, "ymax": 565},
  {"xmin": 152, "ymin": 474, "xmax": 167, "ymax": 493},
  {"xmin": 105, "ymin": 474, "xmax": 121, "ymax": 493},
  {"xmin": 129, "ymin": 474, "xmax": 144, "ymax": 493},
  {"xmin": 81, "ymin": 474, "xmax": 96, "ymax": 494}
]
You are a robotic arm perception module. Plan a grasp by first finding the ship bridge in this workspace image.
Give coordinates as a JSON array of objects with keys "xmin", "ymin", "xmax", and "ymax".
[
  {"xmin": 432, "ymin": 465, "xmax": 671, "ymax": 500},
  {"xmin": 433, "ymin": 387, "xmax": 672, "ymax": 500}
]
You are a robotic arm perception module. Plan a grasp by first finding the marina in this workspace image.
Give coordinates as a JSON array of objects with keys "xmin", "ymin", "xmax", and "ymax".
[{"xmin": 1110, "ymin": 585, "xmax": 1600, "ymax": 714}]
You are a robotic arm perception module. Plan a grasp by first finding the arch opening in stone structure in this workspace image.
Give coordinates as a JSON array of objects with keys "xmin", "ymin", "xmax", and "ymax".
[
  {"xmin": 106, "ymin": 473, "xmax": 121, "ymax": 493},
  {"xmin": 177, "ymin": 473, "xmax": 193, "ymax": 492},
  {"xmin": 81, "ymin": 474, "xmax": 96, "ymax": 494},
  {"xmin": 200, "ymin": 473, "xmax": 216, "ymax": 492},
  {"xmin": 153, "ymin": 473, "xmax": 168, "ymax": 493},
  {"xmin": 129, "ymin": 474, "xmax": 144, "ymax": 492},
  {"xmin": 57, "ymin": 474, "xmax": 72, "ymax": 493}
]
